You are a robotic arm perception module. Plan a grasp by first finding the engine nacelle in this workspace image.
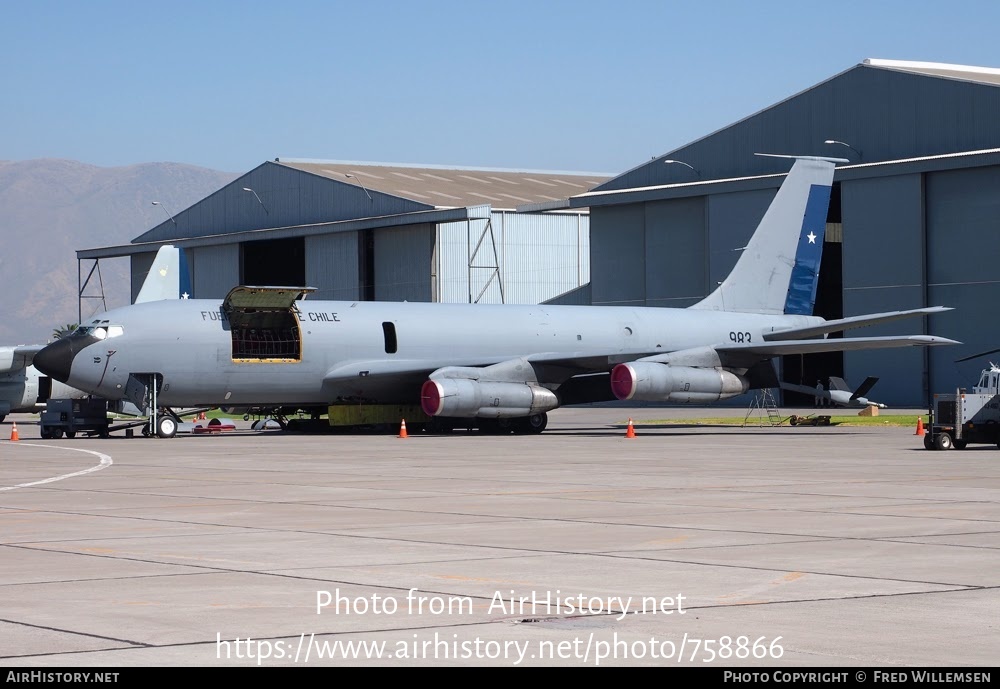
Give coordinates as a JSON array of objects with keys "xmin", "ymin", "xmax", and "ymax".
[
  {"xmin": 421, "ymin": 379, "xmax": 559, "ymax": 418},
  {"xmin": 610, "ymin": 362, "xmax": 748, "ymax": 403}
]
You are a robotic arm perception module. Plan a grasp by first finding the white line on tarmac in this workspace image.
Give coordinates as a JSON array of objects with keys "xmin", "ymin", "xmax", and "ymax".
[{"xmin": 0, "ymin": 444, "xmax": 113, "ymax": 492}]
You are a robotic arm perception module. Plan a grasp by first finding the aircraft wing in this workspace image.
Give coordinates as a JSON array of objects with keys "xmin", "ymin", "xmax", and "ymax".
[
  {"xmin": 323, "ymin": 336, "xmax": 955, "ymax": 396},
  {"xmin": 779, "ymin": 381, "xmax": 821, "ymax": 397},
  {"xmin": 319, "ymin": 336, "xmax": 956, "ymax": 404},
  {"xmin": 763, "ymin": 307, "xmax": 952, "ymax": 341},
  {"xmin": 0, "ymin": 345, "xmax": 45, "ymax": 374},
  {"xmin": 718, "ymin": 335, "xmax": 958, "ymax": 358}
]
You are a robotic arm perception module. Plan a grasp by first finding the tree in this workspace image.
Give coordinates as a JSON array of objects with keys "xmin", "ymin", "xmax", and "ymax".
[{"xmin": 52, "ymin": 324, "xmax": 78, "ymax": 340}]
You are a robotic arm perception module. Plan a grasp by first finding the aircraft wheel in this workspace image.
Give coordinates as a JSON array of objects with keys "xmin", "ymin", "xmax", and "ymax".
[
  {"xmin": 923, "ymin": 434, "xmax": 934, "ymax": 450},
  {"xmin": 954, "ymin": 439, "xmax": 968, "ymax": 450},
  {"xmin": 156, "ymin": 416, "xmax": 178, "ymax": 439},
  {"xmin": 934, "ymin": 432, "xmax": 953, "ymax": 451},
  {"xmin": 515, "ymin": 412, "xmax": 548, "ymax": 435}
]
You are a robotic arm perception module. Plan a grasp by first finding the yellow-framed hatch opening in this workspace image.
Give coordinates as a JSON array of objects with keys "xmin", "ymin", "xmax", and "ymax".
[{"xmin": 222, "ymin": 285, "xmax": 316, "ymax": 363}]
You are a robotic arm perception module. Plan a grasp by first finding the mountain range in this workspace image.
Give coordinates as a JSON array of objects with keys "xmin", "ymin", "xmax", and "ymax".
[{"xmin": 0, "ymin": 159, "xmax": 237, "ymax": 344}]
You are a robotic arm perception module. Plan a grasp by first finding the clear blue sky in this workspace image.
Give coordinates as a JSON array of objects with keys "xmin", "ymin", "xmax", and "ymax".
[{"xmin": 3, "ymin": 0, "xmax": 998, "ymax": 175}]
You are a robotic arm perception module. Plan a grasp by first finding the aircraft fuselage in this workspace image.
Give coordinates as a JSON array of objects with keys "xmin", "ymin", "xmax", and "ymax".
[{"xmin": 40, "ymin": 299, "xmax": 821, "ymax": 408}]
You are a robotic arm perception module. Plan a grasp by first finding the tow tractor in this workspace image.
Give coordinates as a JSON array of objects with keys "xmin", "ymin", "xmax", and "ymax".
[
  {"xmin": 925, "ymin": 364, "xmax": 1000, "ymax": 450},
  {"xmin": 39, "ymin": 398, "xmax": 111, "ymax": 439},
  {"xmin": 787, "ymin": 414, "xmax": 832, "ymax": 427}
]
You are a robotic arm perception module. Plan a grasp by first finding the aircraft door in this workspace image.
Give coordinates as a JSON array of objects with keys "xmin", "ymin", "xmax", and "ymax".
[
  {"xmin": 125, "ymin": 373, "xmax": 163, "ymax": 416},
  {"xmin": 37, "ymin": 375, "xmax": 51, "ymax": 403}
]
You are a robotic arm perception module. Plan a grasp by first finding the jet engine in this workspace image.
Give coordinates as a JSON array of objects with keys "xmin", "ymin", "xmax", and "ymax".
[
  {"xmin": 610, "ymin": 362, "xmax": 748, "ymax": 403},
  {"xmin": 421, "ymin": 379, "xmax": 559, "ymax": 418}
]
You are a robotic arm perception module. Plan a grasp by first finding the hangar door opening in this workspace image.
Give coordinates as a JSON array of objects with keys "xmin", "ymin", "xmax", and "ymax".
[
  {"xmin": 781, "ymin": 182, "xmax": 844, "ymax": 405},
  {"xmin": 240, "ymin": 237, "xmax": 306, "ymax": 287}
]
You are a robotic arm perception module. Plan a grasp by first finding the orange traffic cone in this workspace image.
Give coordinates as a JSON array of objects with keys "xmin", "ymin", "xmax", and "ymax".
[
  {"xmin": 625, "ymin": 417, "xmax": 636, "ymax": 439},
  {"xmin": 10, "ymin": 422, "xmax": 19, "ymax": 442},
  {"xmin": 398, "ymin": 419, "xmax": 408, "ymax": 439},
  {"xmin": 914, "ymin": 417, "xmax": 925, "ymax": 436}
]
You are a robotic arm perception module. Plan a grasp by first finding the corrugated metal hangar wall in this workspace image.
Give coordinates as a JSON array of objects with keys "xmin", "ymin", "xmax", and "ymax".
[{"xmin": 580, "ymin": 60, "xmax": 1000, "ymax": 407}]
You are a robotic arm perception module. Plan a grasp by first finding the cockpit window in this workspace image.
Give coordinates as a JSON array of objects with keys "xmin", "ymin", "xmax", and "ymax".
[
  {"xmin": 75, "ymin": 325, "xmax": 124, "ymax": 339},
  {"xmin": 75, "ymin": 326, "xmax": 106, "ymax": 339}
]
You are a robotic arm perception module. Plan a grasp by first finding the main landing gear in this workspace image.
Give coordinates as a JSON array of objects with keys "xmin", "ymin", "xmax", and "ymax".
[
  {"xmin": 141, "ymin": 410, "xmax": 181, "ymax": 438},
  {"xmin": 479, "ymin": 412, "xmax": 548, "ymax": 435}
]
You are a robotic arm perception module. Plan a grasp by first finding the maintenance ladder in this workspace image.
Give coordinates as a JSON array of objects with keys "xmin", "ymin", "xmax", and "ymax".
[{"xmin": 743, "ymin": 388, "xmax": 783, "ymax": 427}]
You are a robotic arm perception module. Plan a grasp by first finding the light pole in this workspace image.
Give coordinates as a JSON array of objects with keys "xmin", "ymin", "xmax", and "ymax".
[
  {"xmin": 243, "ymin": 187, "xmax": 269, "ymax": 214},
  {"xmin": 663, "ymin": 159, "xmax": 700, "ymax": 178},
  {"xmin": 824, "ymin": 140, "xmax": 863, "ymax": 160},
  {"xmin": 344, "ymin": 173, "xmax": 374, "ymax": 202},
  {"xmin": 151, "ymin": 201, "xmax": 176, "ymax": 225}
]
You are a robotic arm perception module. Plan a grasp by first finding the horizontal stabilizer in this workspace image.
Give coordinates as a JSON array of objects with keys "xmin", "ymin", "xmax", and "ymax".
[
  {"xmin": 763, "ymin": 307, "xmax": 953, "ymax": 341},
  {"xmin": 955, "ymin": 347, "xmax": 1000, "ymax": 363},
  {"xmin": 851, "ymin": 376, "xmax": 879, "ymax": 400}
]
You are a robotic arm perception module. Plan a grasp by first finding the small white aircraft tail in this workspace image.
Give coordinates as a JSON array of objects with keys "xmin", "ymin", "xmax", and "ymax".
[
  {"xmin": 692, "ymin": 155, "xmax": 843, "ymax": 316},
  {"xmin": 134, "ymin": 245, "xmax": 191, "ymax": 303}
]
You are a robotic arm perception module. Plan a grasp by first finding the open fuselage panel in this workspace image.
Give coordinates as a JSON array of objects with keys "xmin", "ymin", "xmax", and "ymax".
[{"xmin": 222, "ymin": 286, "xmax": 315, "ymax": 363}]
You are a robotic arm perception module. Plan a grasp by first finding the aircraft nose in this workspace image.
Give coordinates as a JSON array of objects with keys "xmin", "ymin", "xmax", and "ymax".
[{"xmin": 33, "ymin": 338, "xmax": 78, "ymax": 383}]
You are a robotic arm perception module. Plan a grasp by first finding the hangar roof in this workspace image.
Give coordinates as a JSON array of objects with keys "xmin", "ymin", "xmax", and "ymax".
[
  {"xmin": 590, "ymin": 57, "xmax": 1000, "ymax": 192},
  {"xmin": 865, "ymin": 58, "xmax": 1000, "ymax": 86},
  {"xmin": 274, "ymin": 159, "xmax": 610, "ymax": 209}
]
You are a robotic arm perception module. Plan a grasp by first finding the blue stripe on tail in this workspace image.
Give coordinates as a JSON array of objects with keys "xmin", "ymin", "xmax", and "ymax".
[
  {"xmin": 178, "ymin": 247, "xmax": 192, "ymax": 298},
  {"xmin": 783, "ymin": 184, "xmax": 831, "ymax": 315}
]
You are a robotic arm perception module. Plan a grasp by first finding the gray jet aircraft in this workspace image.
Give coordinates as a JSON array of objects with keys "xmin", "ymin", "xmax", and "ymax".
[
  {"xmin": 34, "ymin": 156, "xmax": 958, "ymax": 437},
  {"xmin": 780, "ymin": 376, "xmax": 886, "ymax": 409}
]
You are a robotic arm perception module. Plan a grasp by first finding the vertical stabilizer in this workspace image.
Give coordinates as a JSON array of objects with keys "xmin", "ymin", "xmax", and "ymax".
[
  {"xmin": 691, "ymin": 156, "xmax": 838, "ymax": 314},
  {"xmin": 134, "ymin": 245, "xmax": 192, "ymax": 303}
]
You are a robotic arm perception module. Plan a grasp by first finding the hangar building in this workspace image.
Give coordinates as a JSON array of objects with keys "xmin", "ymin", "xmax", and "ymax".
[
  {"xmin": 548, "ymin": 59, "xmax": 1000, "ymax": 406},
  {"xmin": 79, "ymin": 160, "xmax": 607, "ymax": 315}
]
